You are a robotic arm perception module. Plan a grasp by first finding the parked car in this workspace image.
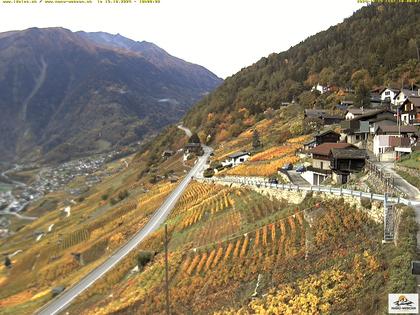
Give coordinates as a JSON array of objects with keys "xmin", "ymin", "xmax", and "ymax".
[
  {"xmin": 296, "ymin": 165, "xmax": 306, "ymax": 173},
  {"xmin": 281, "ymin": 163, "xmax": 293, "ymax": 170},
  {"xmin": 268, "ymin": 177, "xmax": 278, "ymax": 184}
]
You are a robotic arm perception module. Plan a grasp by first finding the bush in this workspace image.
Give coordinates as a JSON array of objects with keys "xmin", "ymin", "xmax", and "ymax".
[
  {"xmin": 137, "ymin": 251, "xmax": 155, "ymax": 271},
  {"xmin": 4, "ymin": 256, "xmax": 11, "ymax": 268},
  {"xmin": 149, "ymin": 176, "xmax": 158, "ymax": 184},
  {"xmin": 118, "ymin": 190, "xmax": 129, "ymax": 201},
  {"xmin": 101, "ymin": 194, "xmax": 109, "ymax": 201},
  {"xmin": 204, "ymin": 168, "xmax": 215, "ymax": 178},
  {"xmin": 361, "ymin": 198, "xmax": 372, "ymax": 209}
]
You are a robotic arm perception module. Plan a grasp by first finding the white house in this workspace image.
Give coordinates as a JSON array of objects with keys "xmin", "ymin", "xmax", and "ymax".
[
  {"xmin": 311, "ymin": 83, "xmax": 329, "ymax": 95},
  {"xmin": 222, "ymin": 152, "xmax": 250, "ymax": 167},
  {"xmin": 380, "ymin": 88, "xmax": 399, "ymax": 105},
  {"xmin": 394, "ymin": 89, "xmax": 420, "ymax": 106}
]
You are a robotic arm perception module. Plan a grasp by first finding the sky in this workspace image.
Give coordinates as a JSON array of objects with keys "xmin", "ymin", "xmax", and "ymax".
[{"xmin": 0, "ymin": 0, "xmax": 365, "ymax": 78}]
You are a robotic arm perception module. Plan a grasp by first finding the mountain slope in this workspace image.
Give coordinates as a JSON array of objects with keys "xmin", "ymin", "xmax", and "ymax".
[
  {"xmin": 183, "ymin": 4, "xmax": 420, "ymax": 141},
  {"xmin": 0, "ymin": 27, "xmax": 222, "ymax": 163},
  {"xmin": 76, "ymin": 31, "xmax": 220, "ymax": 92}
]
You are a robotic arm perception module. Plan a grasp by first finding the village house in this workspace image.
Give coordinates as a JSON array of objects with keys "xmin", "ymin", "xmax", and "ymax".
[
  {"xmin": 304, "ymin": 109, "xmax": 344, "ymax": 125},
  {"xmin": 394, "ymin": 88, "xmax": 420, "ymax": 106},
  {"xmin": 184, "ymin": 143, "xmax": 202, "ymax": 154},
  {"xmin": 335, "ymin": 100, "xmax": 354, "ymax": 112},
  {"xmin": 343, "ymin": 120, "xmax": 370, "ymax": 147},
  {"xmin": 341, "ymin": 109, "xmax": 396, "ymax": 148},
  {"xmin": 301, "ymin": 142, "xmax": 359, "ymax": 185},
  {"xmin": 222, "ymin": 151, "xmax": 250, "ymax": 167},
  {"xmin": 380, "ymin": 87, "xmax": 400, "ymax": 105},
  {"xmin": 398, "ymin": 96, "xmax": 420, "ymax": 126},
  {"xmin": 329, "ymin": 147, "xmax": 368, "ymax": 184},
  {"xmin": 162, "ymin": 150, "xmax": 174, "ymax": 158},
  {"xmin": 303, "ymin": 130, "xmax": 341, "ymax": 151},
  {"xmin": 372, "ymin": 124, "xmax": 418, "ymax": 161},
  {"xmin": 311, "ymin": 83, "xmax": 330, "ymax": 94},
  {"xmin": 345, "ymin": 108, "xmax": 383, "ymax": 120}
]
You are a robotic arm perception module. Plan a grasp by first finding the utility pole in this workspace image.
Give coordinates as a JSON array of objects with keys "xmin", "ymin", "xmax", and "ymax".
[{"xmin": 164, "ymin": 224, "xmax": 170, "ymax": 315}]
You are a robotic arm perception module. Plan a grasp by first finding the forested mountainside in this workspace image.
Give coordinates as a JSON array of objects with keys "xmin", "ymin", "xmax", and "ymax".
[
  {"xmin": 183, "ymin": 4, "xmax": 420, "ymax": 142},
  {"xmin": 0, "ymin": 28, "xmax": 221, "ymax": 163}
]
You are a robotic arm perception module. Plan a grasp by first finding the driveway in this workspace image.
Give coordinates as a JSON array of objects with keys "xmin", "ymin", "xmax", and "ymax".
[
  {"xmin": 287, "ymin": 170, "xmax": 310, "ymax": 186},
  {"xmin": 373, "ymin": 161, "xmax": 420, "ymax": 199}
]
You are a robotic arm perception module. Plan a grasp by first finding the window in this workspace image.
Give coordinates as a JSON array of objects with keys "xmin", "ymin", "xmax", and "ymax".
[
  {"xmin": 320, "ymin": 161, "xmax": 324, "ymax": 169},
  {"xmin": 385, "ymin": 91, "xmax": 390, "ymax": 95}
]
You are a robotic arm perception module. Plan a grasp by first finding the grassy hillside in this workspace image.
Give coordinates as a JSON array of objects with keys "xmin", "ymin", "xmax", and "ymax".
[{"xmin": 184, "ymin": 4, "xmax": 420, "ymax": 143}]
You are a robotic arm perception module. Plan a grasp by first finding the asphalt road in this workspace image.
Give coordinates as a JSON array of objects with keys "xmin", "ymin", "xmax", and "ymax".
[{"xmin": 36, "ymin": 145, "xmax": 212, "ymax": 315}]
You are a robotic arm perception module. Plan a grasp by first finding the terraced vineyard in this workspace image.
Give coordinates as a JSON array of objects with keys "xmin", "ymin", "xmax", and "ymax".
[
  {"xmin": 224, "ymin": 143, "xmax": 301, "ymax": 176},
  {"xmin": 69, "ymin": 182, "xmax": 415, "ymax": 315},
  {"xmin": 0, "ymin": 181, "xmax": 175, "ymax": 313}
]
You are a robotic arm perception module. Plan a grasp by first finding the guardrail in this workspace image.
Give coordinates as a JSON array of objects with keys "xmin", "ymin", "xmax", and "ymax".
[
  {"xmin": 365, "ymin": 159, "xmax": 403, "ymax": 196},
  {"xmin": 200, "ymin": 176, "xmax": 418, "ymax": 206}
]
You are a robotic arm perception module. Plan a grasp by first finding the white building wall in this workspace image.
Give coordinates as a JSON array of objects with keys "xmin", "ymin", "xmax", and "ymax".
[{"xmin": 380, "ymin": 89, "xmax": 397, "ymax": 105}]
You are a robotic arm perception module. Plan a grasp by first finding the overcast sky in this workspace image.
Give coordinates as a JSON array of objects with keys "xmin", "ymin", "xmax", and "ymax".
[{"xmin": 0, "ymin": 0, "xmax": 365, "ymax": 78}]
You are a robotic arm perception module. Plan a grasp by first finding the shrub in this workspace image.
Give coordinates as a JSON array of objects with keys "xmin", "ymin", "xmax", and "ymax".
[
  {"xmin": 101, "ymin": 194, "xmax": 109, "ymax": 201},
  {"xmin": 203, "ymin": 168, "xmax": 215, "ymax": 178},
  {"xmin": 137, "ymin": 251, "xmax": 155, "ymax": 271},
  {"xmin": 118, "ymin": 190, "xmax": 129, "ymax": 201},
  {"xmin": 361, "ymin": 198, "xmax": 372, "ymax": 209}
]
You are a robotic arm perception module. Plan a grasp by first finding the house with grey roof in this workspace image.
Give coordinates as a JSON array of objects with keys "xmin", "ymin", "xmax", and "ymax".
[
  {"xmin": 222, "ymin": 151, "xmax": 250, "ymax": 167},
  {"xmin": 394, "ymin": 88, "xmax": 420, "ymax": 106}
]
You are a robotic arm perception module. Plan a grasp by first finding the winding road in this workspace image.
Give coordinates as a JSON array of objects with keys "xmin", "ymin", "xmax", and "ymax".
[{"xmin": 36, "ymin": 131, "xmax": 212, "ymax": 315}]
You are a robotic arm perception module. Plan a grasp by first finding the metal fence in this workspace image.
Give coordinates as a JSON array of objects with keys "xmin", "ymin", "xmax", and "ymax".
[
  {"xmin": 200, "ymin": 176, "xmax": 418, "ymax": 207},
  {"xmin": 365, "ymin": 159, "xmax": 398, "ymax": 194}
]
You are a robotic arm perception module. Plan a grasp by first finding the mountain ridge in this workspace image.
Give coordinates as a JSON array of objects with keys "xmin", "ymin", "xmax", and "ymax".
[{"xmin": 0, "ymin": 27, "xmax": 222, "ymax": 163}]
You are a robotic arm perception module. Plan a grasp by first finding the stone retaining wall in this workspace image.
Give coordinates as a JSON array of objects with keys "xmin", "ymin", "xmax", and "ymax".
[{"xmin": 205, "ymin": 179, "xmax": 383, "ymax": 223}]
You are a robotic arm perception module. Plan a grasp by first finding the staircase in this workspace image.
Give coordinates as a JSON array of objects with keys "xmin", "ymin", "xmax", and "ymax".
[{"xmin": 384, "ymin": 204, "xmax": 395, "ymax": 242}]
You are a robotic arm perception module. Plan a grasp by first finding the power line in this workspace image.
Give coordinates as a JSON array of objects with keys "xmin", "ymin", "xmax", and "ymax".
[{"xmin": 164, "ymin": 223, "xmax": 170, "ymax": 315}]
